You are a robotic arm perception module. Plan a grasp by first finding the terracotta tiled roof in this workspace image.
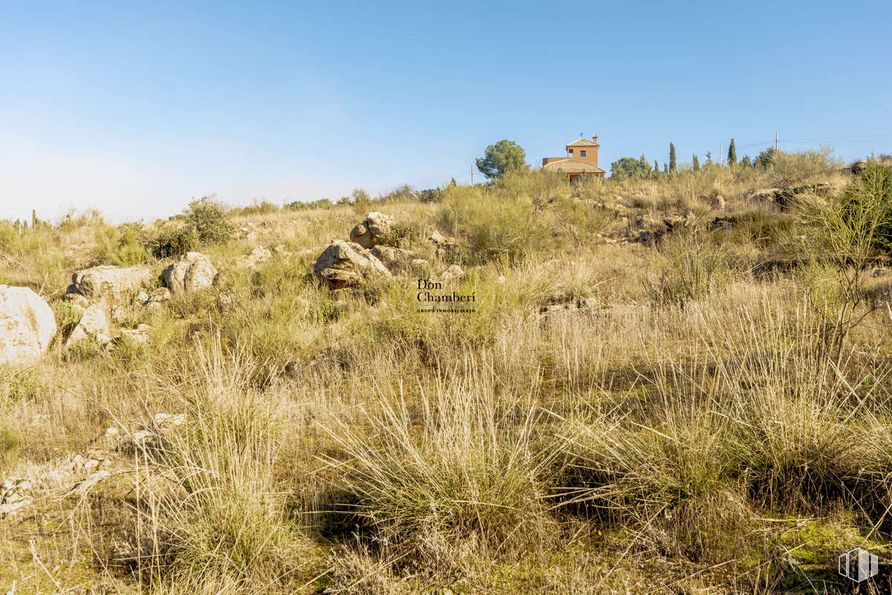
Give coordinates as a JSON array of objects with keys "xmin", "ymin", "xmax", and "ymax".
[
  {"xmin": 542, "ymin": 159, "xmax": 605, "ymax": 174},
  {"xmin": 566, "ymin": 138, "xmax": 599, "ymax": 146}
]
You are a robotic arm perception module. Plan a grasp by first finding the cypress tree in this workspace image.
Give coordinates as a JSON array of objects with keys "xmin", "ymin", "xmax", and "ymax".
[
  {"xmin": 669, "ymin": 143, "xmax": 677, "ymax": 175},
  {"xmin": 727, "ymin": 139, "xmax": 737, "ymax": 166},
  {"xmin": 663, "ymin": 163, "xmax": 668, "ymax": 174},
  {"xmin": 653, "ymin": 160, "xmax": 660, "ymax": 175},
  {"xmin": 692, "ymin": 155, "xmax": 700, "ymax": 172}
]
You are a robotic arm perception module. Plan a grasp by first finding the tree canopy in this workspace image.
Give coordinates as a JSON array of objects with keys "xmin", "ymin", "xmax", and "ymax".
[
  {"xmin": 476, "ymin": 140, "xmax": 529, "ymax": 180},
  {"xmin": 611, "ymin": 156, "xmax": 653, "ymax": 179}
]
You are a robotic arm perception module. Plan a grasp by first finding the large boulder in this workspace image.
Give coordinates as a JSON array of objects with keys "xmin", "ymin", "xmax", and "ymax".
[
  {"xmin": 313, "ymin": 240, "xmax": 392, "ymax": 289},
  {"xmin": 349, "ymin": 212, "xmax": 393, "ymax": 249},
  {"xmin": 69, "ymin": 265, "xmax": 153, "ymax": 303},
  {"xmin": 65, "ymin": 304, "xmax": 110, "ymax": 349},
  {"xmin": 162, "ymin": 252, "xmax": 217, "ymax": 296},
  {"xmin": 0, "ymin": 286, "xmax": 56, "ymax": 365}
]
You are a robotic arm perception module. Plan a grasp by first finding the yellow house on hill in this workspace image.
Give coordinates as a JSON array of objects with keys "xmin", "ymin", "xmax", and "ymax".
[{"xmin": 542, "ymin": 135, "xmax": 605, "ymax": 183}]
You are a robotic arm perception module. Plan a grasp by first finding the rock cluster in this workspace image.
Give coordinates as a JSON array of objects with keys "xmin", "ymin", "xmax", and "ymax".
[
  {"xmin": 349, "ymin": 212, "xmax": 393, "ymax": 249},
  {"xmin": 163, "ymin": 252, "xmax": 217, "ymax": 295}
]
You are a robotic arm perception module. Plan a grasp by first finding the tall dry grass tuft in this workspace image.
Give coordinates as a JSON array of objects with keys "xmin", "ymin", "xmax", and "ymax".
[
  {"xmin": 322, "ymin": 358, "xmax": 560, "ymax": 574},
  {"xmin": 111, "ymin": 338, "xmax": 321, "ymax": 594},
  {"xmin": 556, "ymin": 293, "xmax": 892, "ymax": 564}
]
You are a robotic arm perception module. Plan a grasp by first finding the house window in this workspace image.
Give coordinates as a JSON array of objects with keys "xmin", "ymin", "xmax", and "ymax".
[
  {"xmin": 580, "ymin": 150, "xmax": 587, "ymax": 157},
  {"xmin": 569, "ymin": 149, "xmax": 574, "ymax": 157}
]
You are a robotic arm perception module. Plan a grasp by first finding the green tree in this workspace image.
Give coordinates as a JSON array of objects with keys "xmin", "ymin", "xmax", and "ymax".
[
  {"xmin": 706, "ymin": 151, "xmax": 713, "ymax": 166},
  {"xmin": 692, "ymin": 155, "xmax": 700, "ymax": 172},
  {"xmin": 669, "ymin": 143, "xmax": 677, "ymax": 175},
  {"xmin": 727, "ymin": 139, "xmax": 737, "ymax": 166},
  {"xmin": 757, "ymin": 147, "xmax": 777, "ymax": 169},
  {"xmin": 610, "ymin": 156, "xmax": 652, "ymax": 179},
  {"xmin": 476, "ymin": 140, "xmax": 529, "ymax": 180},
  {"xmin": 653, "ymin": 160, "xmax": 660, "ymax": 176},
  {"xmin": 663, "ymin": 163, "xmax": 668, "ymax": 174}
]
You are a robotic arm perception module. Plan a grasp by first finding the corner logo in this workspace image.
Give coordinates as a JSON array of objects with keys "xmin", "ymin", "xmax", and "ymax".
[{"xmin": 838, "ymin": 547, "xmax": 878, "ymax": 583}]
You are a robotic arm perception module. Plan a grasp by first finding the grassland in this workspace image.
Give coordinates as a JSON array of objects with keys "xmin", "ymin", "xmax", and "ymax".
[{"xmin": 2, "ymin": 150, "xmax": 892, "ymax": 593}]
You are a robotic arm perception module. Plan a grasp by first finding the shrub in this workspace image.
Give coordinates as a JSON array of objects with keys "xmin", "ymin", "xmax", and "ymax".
[
  {"xmin": 145, "ymin": 197, "xmax": 233, "ymax": 258},
  {"xmin": 644, "ymin": 229, "xmax": 730, "ymax": 307},
  {"xmin": 147, "ymin": 225, "xmax": 200, "ymax": 259},
  {"xmin": 186, "ymin": 197, "xmax": 234, "ymax": 245},
  {"xmin": 91, "ymin": 223, "xmax": 151, "ymax": 266}
]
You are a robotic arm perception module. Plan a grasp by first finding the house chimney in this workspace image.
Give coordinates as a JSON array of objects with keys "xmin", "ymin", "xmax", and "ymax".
[{"xmin": 592, "ymin": 134, "xmax": 598, "ymax": 144}]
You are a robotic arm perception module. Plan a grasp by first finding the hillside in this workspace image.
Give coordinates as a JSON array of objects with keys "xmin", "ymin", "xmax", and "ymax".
[{"xmin": 2, "ymin": 150, "xmax": 892, "ymax": 594}]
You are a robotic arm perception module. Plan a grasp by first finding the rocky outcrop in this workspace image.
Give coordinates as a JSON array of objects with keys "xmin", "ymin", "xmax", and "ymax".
[
  {"xmin": 162, "ymin": 252, "xmax": 217, "ymax": 296},
  {"xmin": 313, "ymin": 240, "xmax": 392, "ymax": 289},
  {"xmin": 142, "ymin": 287, "xmax": 171, "ymax": 311},
  {"xmin": 116, "ymin": 324, "xmax": 152, "ymax": 345},
  {"xmin": 239, "ymin": 246, "xmax": 272, "ymax": 268},
  {"xmin": 371, "ymin": 245, "xmax": 415, "ymax": 273},
  {"xmin": 428, "ymin": 230, "xmax": 459, "ymax": 257},
  {"xmin": 350, "ymin": 212, "xmax": 393, "ymax": 249},
  {"xmin": 68, "ymin": 265, "xmax": 153, "ymax": 303},
  {"xmin": 439, "ymin": 264, "xmax": 465, "ymax": 282},
  {"xmin": 65, "ymin": 304, "xmax": 110, "ymax": 349},
  {"xmin": 0, "ymin": 286, "xmax": 56, "ymax": 366},
  {"xmin": 745, "ymin": 188, "xmax": 784, "ymax": 203},
  {"xmin": 0, "ymin": 477, "xmax": 32, "ymax": 518}
]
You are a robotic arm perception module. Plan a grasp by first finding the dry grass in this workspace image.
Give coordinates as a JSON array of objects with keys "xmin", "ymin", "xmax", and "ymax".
[{"xmin": 3, "ymin": 153, "xmax": 892, "ymax": 593}]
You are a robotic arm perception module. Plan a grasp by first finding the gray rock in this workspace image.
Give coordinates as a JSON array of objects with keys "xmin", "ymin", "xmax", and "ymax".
[
  {"xmin": 65, "ymin": 304, "xmax": 110, "ymax": 349},
  {"xmin": 313, "ymin": 240, "xmax": 392, "ymax": 289},
  {"xmin": 371, "ymin": 245, "xmax": 415, "ymax": 273},
  {"xmin": 0, "ymin": 286, "xmax": 57, "ymax": 365},
  {"xmin": 349, "ymin": 212, "xmax": 393, "ymax": 248},
  {"xmin": 239, "ymin": 246, "xmax": 272, "ymax": 268},
  {"xmin": 439, "ymin": 264, "xmax": 465, "ymax": 281},
  {"xmin": 70, "ymin": 265, "xmax": 153, "ymax": 303},
  {"xmin": 162, "ymin": 252, "xmax": 217, "ymax": 295}
]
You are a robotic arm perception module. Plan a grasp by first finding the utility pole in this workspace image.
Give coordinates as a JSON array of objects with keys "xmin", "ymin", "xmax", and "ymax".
[{"xmin": 775, "ymin": 132, "xmax": 779, "ymax": 153}]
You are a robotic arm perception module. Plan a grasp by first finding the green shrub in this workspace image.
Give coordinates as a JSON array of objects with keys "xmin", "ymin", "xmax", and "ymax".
[
  {"xmin": 839, "ymin": 160, "xmax": 892, "ymax": 253},
  {"xmin": 147, "ymin": 225, "xmax": 200, "ymax": 258},
  {"xmin": 186, "ymin": 197, "xmax": 234, "ymax": 245}
]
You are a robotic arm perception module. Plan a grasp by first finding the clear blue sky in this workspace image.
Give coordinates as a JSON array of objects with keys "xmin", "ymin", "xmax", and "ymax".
[{"xmin": 1, "ymin": 0, "xmax": 891, "ymax": 222}]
